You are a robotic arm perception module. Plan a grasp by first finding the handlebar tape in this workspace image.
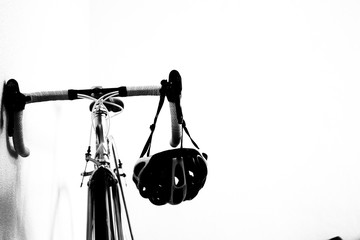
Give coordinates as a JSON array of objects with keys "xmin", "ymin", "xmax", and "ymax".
[
  {"xmin": 169, "ymin": 102, "xmax": 181, "ymax": 147},
  {"xmin": 119, "ymin": 86, "xmax": 161, "ymax": 96},
  {"xmin": 167, "ymin": 70, "xmax": 183, "ymax": 147},
  {"xmin": 27, "ymin": 90, "xmax": 70, "ymax": 103},
  {"xmin": 13, "ymin": 111, "xmax": 30, "ymax": 157},
  {"xmin": 120, "ymin": 78, "xmax": 183, "ymax": 148},
  {"xmin": 11, "ymin": 91, "xmax": 69, "ymax": 157}
]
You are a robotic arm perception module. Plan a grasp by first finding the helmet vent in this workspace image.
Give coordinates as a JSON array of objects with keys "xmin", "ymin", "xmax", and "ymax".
[
  {"xmin": 174, "ymin": 164, "xmax": 185, "ymax": 187},
  {"xmin": 174, "ymin": 177, "xmax": 179, "ymax": 186}
]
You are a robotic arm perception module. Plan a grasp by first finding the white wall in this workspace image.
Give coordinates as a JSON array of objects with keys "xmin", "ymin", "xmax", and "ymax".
[
  {"xmin": 1, "ymin": 0, "xmax": 360, "ymax": 240},
  {"xmin": 0, "ymin": 1, "xmax": 90, "ymax": 239}
]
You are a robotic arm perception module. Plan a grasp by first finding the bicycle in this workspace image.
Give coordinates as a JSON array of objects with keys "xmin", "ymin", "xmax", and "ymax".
[{"xmin": 3, "ymin": 70, "xmax": 208, "ymax": 240}]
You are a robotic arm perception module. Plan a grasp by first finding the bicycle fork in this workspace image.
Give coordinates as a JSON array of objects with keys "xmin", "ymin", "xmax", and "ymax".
[{"xmin": 86, "ymin": 166, "xmax": 124, "ymax": 240}]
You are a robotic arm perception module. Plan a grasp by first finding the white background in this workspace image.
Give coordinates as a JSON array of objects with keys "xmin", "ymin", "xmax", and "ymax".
[{"xmin": 1, "ymin": 0, "xmax": 360, "ymax": 239}]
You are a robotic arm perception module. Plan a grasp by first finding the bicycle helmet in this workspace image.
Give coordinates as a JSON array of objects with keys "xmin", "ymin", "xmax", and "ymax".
[
  {"xmin": 133, "ymin": 148, "xmax": 208, "ymax": 205},
  {"xmin": 133, "ymin": 74, "xmax": 207, "ymax": 205}
]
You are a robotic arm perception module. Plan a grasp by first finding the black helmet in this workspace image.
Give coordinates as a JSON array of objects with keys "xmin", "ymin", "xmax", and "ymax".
[
  {"xmin": 133, "ymin": 148, "xmax": 207, "ymax": 205},
  {"xmin": 132, "ymin": 76, "xmax": 208, "ymax": 205}
]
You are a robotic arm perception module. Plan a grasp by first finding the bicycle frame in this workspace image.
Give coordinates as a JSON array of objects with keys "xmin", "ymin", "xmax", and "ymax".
[
  {"xmin": 3, "ymin": 70, "xmax": 184, "ymax": 240},
  {"xmin": 82, "ymin": 96, "xmax": 139, "ymax": 240},
  {"xmin": 85, "ymin": 101, "xmax": 124, "ymax": 240}
]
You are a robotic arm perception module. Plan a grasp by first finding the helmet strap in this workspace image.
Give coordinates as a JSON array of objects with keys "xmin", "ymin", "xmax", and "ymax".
[
  {"xmin": 139, "ymin": 80, "xmax": 167, "ymax": 158},
  {"xmin": 139, "ymin": 80, "xmax": 203, "ymax": 158},
  {"xmin": 182, "ymin": 121, "xmax": 208, "ymax": 160},
  {"xmin": 181, "ymin": 120, "xmax": 200, "ymax": 150},
  {"xmin": 180, "ymin": 123, "xmax": 184, "ymax": 149}
]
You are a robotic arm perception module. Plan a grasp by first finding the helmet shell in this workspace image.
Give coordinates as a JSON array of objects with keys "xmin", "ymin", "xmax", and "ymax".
[{"xmin": 133, "ymin": 148, "xmax": 207, "ymax": 205}]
